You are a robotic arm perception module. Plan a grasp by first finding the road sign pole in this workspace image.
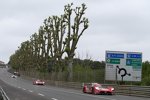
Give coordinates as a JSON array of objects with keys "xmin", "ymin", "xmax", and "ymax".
[{"xmin": 115, "ymin": 66, "xmax": 118, "ymax": 85}]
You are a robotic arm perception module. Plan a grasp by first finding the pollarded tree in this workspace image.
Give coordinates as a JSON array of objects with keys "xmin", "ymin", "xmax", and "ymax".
[
  {"xmin": 9, "ymin": 50, "xmax": 21, "ymax": 70},
  {"xmin": 9, "ymin": 40, "xmax": 33, "ymax": 71},
  {"xmin": 30, "ymin": 33, "xmax": 39, "ymax": 58},
  {"xmin": 63, "ymin": 3, "xmax": 89, "ymax": 80},
  {"xmin": 9, "ymin": 3, "xmax": 89, "ymax": 80},
  {"xmin": 19, "ymin": 40, "xmax": 34, "ymax": 70},
  {"xmin": 43, "ymin": 15, "xmax": 67, "ymax": 72}
]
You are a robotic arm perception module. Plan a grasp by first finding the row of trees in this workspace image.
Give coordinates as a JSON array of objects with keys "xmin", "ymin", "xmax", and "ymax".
[{"xmin": 9, "ymin": 3, "xmax": 89, "ymax": 80}]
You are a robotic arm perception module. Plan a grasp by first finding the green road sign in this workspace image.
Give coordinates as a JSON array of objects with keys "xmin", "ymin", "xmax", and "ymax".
[
  {"xmin": 106, "ymin": 58, "xmax": 120, "ymax": 64},
  {"xmin": 132, "ymin": 66, "xmax": 141, "ymax": 69},
  {"xmin": 126, "ymin": 59, "xmax": 142, "ymax": 66}
]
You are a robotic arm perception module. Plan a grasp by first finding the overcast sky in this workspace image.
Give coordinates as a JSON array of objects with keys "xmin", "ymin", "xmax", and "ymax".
[{"xmin": 0, "ymin": 0, "xmax": 150, "ymax": 63}]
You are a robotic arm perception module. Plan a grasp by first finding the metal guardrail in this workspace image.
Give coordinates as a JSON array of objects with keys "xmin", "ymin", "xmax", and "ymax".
[
  {"xmin": 0, "ymin": 86, "xmax": 10, "ymax": 100},
  {"xmin": 115, "ymin": 85, "xmax": 150, "ymax": 98}
]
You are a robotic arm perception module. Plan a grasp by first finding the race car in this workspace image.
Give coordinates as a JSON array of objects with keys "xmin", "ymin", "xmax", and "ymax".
[
  {"xmin": 82, "ymin": 83, "xmax": 114, "ymax": 95},
  {"xmin": 33, "ymin": 79, "xmax": 45, "ymax": 85}
]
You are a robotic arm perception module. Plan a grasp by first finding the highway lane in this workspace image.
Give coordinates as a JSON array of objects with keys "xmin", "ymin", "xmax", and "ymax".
[
  {"xmin": 0, "ymin": 68, "xmax": 149, "ymax": 100},
  {"xmin": 0, "ymin": 79, "xmax": 49, "ymax": 100}
]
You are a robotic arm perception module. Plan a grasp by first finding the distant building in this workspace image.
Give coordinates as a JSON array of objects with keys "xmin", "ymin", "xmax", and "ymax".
[
  {"xmin": 0, "ymin": 60, "xmax": 5, "ymax": 67},
  {"xmin": 0, "ymin": 61, "xmax": 4, "ymax": 64}
]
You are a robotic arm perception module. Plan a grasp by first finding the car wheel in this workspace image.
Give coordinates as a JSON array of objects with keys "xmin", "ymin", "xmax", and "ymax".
[
  {"xmin": 83, "ymin": 87, "xmax": 86, "ymax": 93},
  {"xmin": 92, "ymin": 87, "xmax": 96, "ymax": 95}
]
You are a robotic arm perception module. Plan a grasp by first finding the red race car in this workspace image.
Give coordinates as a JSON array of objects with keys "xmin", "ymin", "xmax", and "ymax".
[
  {"xmin": 33, "ymin": 79, "xmax": 45, "ymax": 85},
  {"xmin": 82, "ymin": 83, "xmax": 114, "ymax": 95}
]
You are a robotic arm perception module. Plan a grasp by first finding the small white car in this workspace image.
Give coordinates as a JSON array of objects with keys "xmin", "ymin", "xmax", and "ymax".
[{"xmin": 11, "ymin": 75, "xmax": 17, "ymax": 78}]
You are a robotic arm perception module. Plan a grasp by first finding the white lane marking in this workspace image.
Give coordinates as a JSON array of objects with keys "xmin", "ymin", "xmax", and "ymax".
[
  {"xmin": 22, "ymin": 88, "xmax": 26, "ymax": 90},
  {"xmin": 38, "ymin": 93, "xmax": 45, "ymax": 96},
  {"xmin": 51, "ymin": 98, "xmax": 58, "ymax": 100},
  {"xmin": 29, "ymin": 90, "xmax": 33, "ymax": 92},
  {"xmin": 66, "ymin": 91, "xmax": 117, "ymax": 100}
]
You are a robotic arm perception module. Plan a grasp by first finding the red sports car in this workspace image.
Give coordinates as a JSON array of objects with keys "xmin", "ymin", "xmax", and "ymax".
[
  {"xmin": 82, "ymin": 83, "xmax": 114, "ymax": 95},
  {"xmin": 33, "ymin": 79, "xmax": 45, "ymax": 85}
]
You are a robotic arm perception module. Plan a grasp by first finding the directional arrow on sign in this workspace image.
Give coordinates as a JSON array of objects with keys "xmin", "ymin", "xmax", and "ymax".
[{"xmin": 107, "ymin": 59, "xmax": 110, "ymax": 63}]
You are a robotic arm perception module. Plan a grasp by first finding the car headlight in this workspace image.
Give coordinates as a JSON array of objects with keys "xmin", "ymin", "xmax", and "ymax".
[
  {"xmin": 111, "ymin": 88, "xmax": 114, "ymax": 91},
  {"xmin": 95, "ymin": 87, "xmax": 100, "ymax": 90}
]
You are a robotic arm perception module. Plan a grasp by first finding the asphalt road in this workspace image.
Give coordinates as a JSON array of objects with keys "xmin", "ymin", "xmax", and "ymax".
[{"xmin": 0, "ymin": 68, "xmax": 149, "ymax": 100}]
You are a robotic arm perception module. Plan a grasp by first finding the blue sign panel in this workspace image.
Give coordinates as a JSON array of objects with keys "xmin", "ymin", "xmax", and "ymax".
[
  {"xmin": 127, "ymin": 54, "xmax": 142, "ymax": 59},
  {"xmin": 107, "ymin": 53, "xmax": 124, "ymax": 58}
]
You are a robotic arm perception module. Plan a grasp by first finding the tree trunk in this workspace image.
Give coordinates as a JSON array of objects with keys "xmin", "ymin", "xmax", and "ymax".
[{"xmin": 67, "ymin": 58, "xmax": 73, "ymax": 81}]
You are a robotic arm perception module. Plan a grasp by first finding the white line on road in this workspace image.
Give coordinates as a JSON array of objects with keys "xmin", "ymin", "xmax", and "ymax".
[
  {"xmin": 38, "ymin": 93, "xmax": 45, "ymax": 96},
  {"xmin": 22, "ymin": 88, "xmax": 26, "ymax": 90},
  {"xmin": 29, "ymin": 90, "xmax": 33, "ymax": 92},
  {"xmin": 51, "ymin": 98, "xmax": 58, "ymax": 100},
  {"xmin": 66, "ymin": 91, "xmax": 117, "ymax": 100},
  {"xmin": 47, "ymin": 88, "xmax": 116, "ymax": 100}
]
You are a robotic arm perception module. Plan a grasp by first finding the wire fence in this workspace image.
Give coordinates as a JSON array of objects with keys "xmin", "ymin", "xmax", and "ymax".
[{"xmin": 19, "ymin": 69, "xmax": 105, "ymax": 83}]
